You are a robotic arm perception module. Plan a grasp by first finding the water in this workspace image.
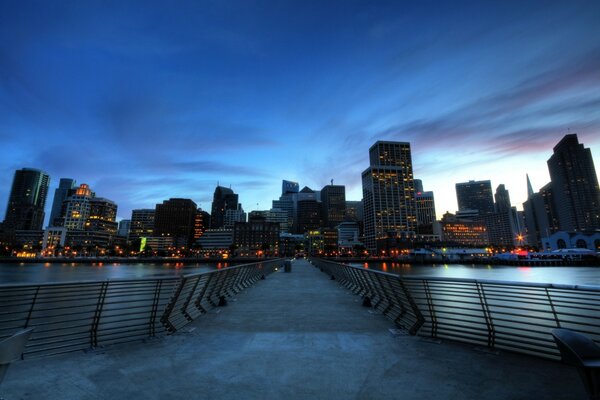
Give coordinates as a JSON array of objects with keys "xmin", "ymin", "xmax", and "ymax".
[
  {"xmin": 347, "ymin": 262, "xmax": 600, "ymax": 286},
  {"xmin": 1, "ymin": 260, "xmax": 599, "ymax": 286},
  {"xmin": 0, "ymin": 261, "xmax": 233, "ymax": 285}
]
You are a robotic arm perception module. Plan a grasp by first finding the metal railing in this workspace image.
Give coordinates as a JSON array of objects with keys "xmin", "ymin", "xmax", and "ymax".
[
  {"xmin": 310, "ymin": 258, "xmax": 600, "ymax": 360},
  {"xmin": 0, "ymin": 259, "xmax": 282, "ymax": 358},
  {"xmin": 309, "ymin": 258, "xmax": 425, "ymax": 335}
]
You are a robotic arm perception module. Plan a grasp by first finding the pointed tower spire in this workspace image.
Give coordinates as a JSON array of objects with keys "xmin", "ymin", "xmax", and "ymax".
[{"xmin": 526, "ymin": 174, "xmax": 534, "ymax": 198}]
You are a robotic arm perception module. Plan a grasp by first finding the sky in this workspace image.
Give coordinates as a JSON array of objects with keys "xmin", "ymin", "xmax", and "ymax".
[{"xmin": 1, "ymin": 0, "xmax": 599, "ymax": 222}]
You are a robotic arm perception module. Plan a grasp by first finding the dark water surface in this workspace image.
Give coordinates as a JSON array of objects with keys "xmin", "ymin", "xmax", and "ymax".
[{"xmin": 0, "ymin": 261, "xmax": 233, "ymax": 284}]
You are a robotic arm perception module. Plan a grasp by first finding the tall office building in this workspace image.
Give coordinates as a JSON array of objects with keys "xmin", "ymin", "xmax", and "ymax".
[
  {"xmin": 194, "ymin": 209, "xmax": 210, "ymax": 241},
  {"xmin": 49, "ymin": 178, "xmax": 75, "ymax": 227},
  {"xmin": 210, "ymin": 186, "xmax": 239, "ymax": 229},
  {"xmin": 86, "ymin": 198, "xmax": 118, "ymax": 234},
  {"xmin": 547, "ymin": 134, "xmax": 600, "ymax": 231},
  {"xmin": 362, "ymin": 141, "xmax": 417, "ymax": 251},
  {"xmin": 321, "ymin": 184, "xmax": 346, "ymax": 228},
  {"xmin": 282, "ymin": 180, "xmax": 299, "ymax": 195},
  {"xmin": 60, "ymin": 184, "xmax": 93, "ymax": 231},
  {"xmin": 455, "ymin": 180, "xmax": 494, "ymax": 215},
  {"xmin": 154, "ymin": 198, "xmax": 198, "ymax": 248},
  {"xmin": 118, "ymin": 219, "xmax": 131, "ymax": 237},
  {"xmin": 3, "ymin": 168, "xmax": 50, "ymax": 231},
  {"xmin": 416, "ymin": 191, "xmax": 436, "ymax": 228},
  {"xmin": 523, "ymin": 177, "xmax": 560, "ymax": 248},
  {"xmin": 129, "ymin": 209, "xmax": 155, "ymax": 240}
]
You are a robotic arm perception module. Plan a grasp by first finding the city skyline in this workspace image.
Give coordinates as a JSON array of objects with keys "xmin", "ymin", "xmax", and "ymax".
[{"xmin": 1, "ymin": 1, "xmax": 599, "ymax": 221}]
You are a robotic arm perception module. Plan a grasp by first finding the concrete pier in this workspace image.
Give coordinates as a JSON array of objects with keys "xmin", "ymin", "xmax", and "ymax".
[{"xmin": 2, "ymin": 260, "xmax": 584, "ymax": 399}]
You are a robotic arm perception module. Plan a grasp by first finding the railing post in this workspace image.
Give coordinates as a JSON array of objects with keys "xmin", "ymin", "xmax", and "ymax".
[
  {"xmin": 24, "ymin": 286, "xmax": 40, "ymax": 328},
  {"xmin": 160, "ymin": 277, "xmax": 187, "ymax": 333},
  {"xmin": 476, "ymin": 283, "xmax": 495, "ymax": 348},
  {"xmin": 397, "ymin": 278, "xmax": 425, "ymax": 335},
  {"xmin": 546, "ymin": 288, "xmax": 561, "ymax": 328},
  {"xmin": 149, "ymin": 280, "xmax": 162, "ymax": 337},
  {"xmin": 91, "ymin": 281, "xmax": 109, "ymax": 348},
  {"xmin": 423, "ymin": 280, "xmax": 437, "ymax": 337}
]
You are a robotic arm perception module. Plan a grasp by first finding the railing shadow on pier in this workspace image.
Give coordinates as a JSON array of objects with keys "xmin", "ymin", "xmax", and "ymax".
[
  {"xmin": 0, "ymin": 259, "xmax": 282, "ymax": 359},
  {"xmin": 310, "ymin": 258, "xmax": 600, "ymax": 360}
]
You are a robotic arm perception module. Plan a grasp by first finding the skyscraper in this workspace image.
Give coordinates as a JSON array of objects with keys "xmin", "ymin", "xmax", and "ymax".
[
  {"xmin": 282, "ymin": 180, "xmax": 299, "ymax": 195},
  {"xmin": 455, "ymin": 180, "xmax": 494, "ymax": 214},
  {"xmin": 154, "ymin": 198, "xmax": 198, "ymax": 248},
  {"xmin": 296, "ymin": 187, "xmax": 322, "ymax": 233},
  {"xmin": 210, "ymin": 186, "xmax": 239, "ymax": 229},
  {"xmin": 129, "ymin": 209, "xmax": 155, "ymax": 240},
  {"xmin": 49, "ymin": 178, "xmax": 75, "ymax": 227},
  {"xmin": 3, "ymin": 168, "xmax": 50, "ymax": 231},
  {"xmin": 362, "ymin": 141, "xmax": 417, "ymax": 251},
  {"xmin": 547, "ymin": 134, "xmax": 600, "ymax": 231},
  {"xmin": 321, "ymin": 184, "xmax": 346, "ymax": 228},
  {"xmin": 61, "ymin": 184, "xmax": 93, "ymax": 230}
]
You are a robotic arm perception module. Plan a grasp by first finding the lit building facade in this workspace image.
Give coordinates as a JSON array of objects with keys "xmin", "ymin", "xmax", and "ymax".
[
  {"xmin": 362, "ymin": 141, "xmax": 417, "ymax": 251},
  {"xmin": 440, "ymin": 212, "xmax": 489, "ymax": 247},
  {"xmin": 233, "ymin": 218, "xmax": 280, "ymax": 256},
  {"xmin": 129, "ymin": 209, "xmax": 155, "ymax": 240},
  {"xmin": 61, "ymin": 184, "xmax": 93, "ymax": 231}
]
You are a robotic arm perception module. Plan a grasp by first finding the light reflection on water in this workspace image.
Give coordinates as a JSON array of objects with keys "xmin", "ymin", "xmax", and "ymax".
[
  {"xmin": 348, "ymin": 262, "xmax": 600, "ymax": 286},
  {"xmin": 0, "ymin": 262, "xmax": 232, "ymax": 284}
]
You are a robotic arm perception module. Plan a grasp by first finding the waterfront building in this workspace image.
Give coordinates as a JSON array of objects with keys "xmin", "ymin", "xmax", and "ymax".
[
  {"xmin": 194, "ymin": 209, "xmax": 210, "ymax": 241},
  {"xmin": 143, "ymin": 236, "xmax": 174, "ymax": 253},
  {"xmin": 118, "ymin": 219, "xmax": 131, "ymax": 237},
  {"xmin": 86, "ymin": 198, "xmax": 118, "ymax": 234},
  {"xmin": 541, "ymin": 231, "xmax": 600, "ymax": 251},
  {"xmin": 61, "ymin": 184, "xmax": 93, "ymax": 231},
  {"xmin": 210, "ymin": 186, "xmax": 239, "ymax": 229},
  {"xmin": 321, "ymin": 184, "xmax": 346, "ymax": 228},
  {"xmin": 129, "ymin": 209, "xmax": 155, "ymax": 240},
  {"xmin": 273, "ymin": 195, "xmax": 295, "ymax": 233},
  {"xmin": 233, "ymin": 218, "xmax": 280, "ymax": 256},
  {"xmin": 42, "ymin": 227, "xmax": 67, "ymax": 250},
  {"xmin": 48, "ymin": 178, "xmax": 75, "ymax": 227},
  {"xmin": 3, "ymin": 168, "xmax": 50, "ymax": 231},
  {"xmin": 336, "ymin": 221, "xmax": 362, "ymax": 253},
  {"xmin": 455, "ymin": 180, "xmax": 494, "ymax": 215},
  {"xmin": 279, "ymin": 232, "xmax": 306, "ymax": 256},
  {"xmin": 440, "ymin": 212, "xmax": 489, "ymax": 247},
  {"xmin": 154, "ymin": 198, "xmax": 198, "ymax": 248},
  {"xmin": 547, "ymin": 134, "xmax": 600, "ymax": 231},
  {"xmin": 196, "ymin": 228, "xmax": 233, "ymax": 256},
  {"xmin": 362, "ymin": 141, "xmax": 417, "ymax": 251}
]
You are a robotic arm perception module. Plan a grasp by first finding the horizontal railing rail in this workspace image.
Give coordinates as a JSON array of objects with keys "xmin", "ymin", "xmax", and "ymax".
[
  {"xmin": 0, "ymin": 259, "xmax": 283, "ymax": 358},
  {"xmin": 310, "ymin": 258, "xmax": 600, "ymax": 360}
]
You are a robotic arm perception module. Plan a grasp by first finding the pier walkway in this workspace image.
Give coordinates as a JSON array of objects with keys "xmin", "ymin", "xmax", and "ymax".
[{"xmin": 2, "ymin": 260, "xmax": 584, "ymax": 399}]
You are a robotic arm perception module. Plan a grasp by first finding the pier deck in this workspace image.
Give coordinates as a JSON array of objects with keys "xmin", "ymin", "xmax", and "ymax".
[{"xmin": 2, "ymin": 259, "xmax": 584, "ymax": 399}]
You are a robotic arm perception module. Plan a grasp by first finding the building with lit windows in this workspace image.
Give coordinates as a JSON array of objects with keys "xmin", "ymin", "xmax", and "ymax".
[
  {"xmin": 362, "ymin": 141, "xmax": 417, "ymax": 251},
  {"xmin": 440, "ymin": 212, "xmax": 489, "ymax": 247},
  {"xmin": 194, "ymin": 209, "xmax": 210, "ymax": 241},
  {"xmin": 233, "ymin": 218, "xmax": 280, "ymax": 256},
  {"xmin": 61, "ymin": 184, "xmax": 93, "ymax": 231},
  {"xmin": 129, "ymin": 209, "xmax": 155, "ymax": 241}
]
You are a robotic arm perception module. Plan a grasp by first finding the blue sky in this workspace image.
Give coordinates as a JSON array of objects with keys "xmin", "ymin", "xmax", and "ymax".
[{"xmin": 1, "ymin": 0, "xmax": 599, "ymax": 222}]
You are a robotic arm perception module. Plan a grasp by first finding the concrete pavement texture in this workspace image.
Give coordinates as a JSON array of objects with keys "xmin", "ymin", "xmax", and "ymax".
[{"xmin": 1, "ymin": 259, "xmax": 584, "ymax": 399}]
